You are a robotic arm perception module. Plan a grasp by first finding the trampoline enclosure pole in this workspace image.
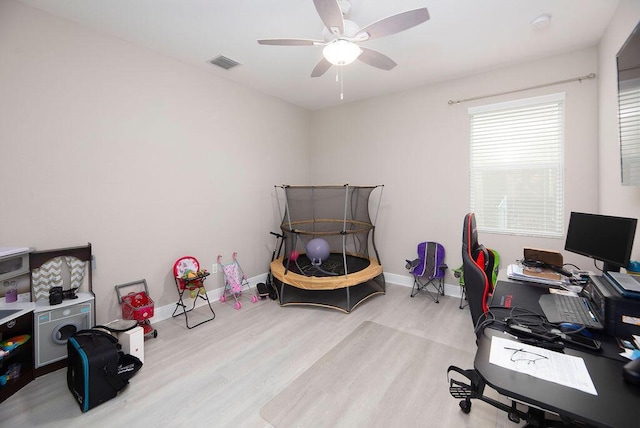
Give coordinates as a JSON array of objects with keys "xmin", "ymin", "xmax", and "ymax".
[
  {"xmin": 342, "ymin": 184, "xmax": 349, "ymax": 276},
  {"xmin": 281, "ymin": 185, "xmax": 294, "ymax": 275},
  {"xmin": 372, "ymin": 185, "xmax": 384, "ymax": 226}
]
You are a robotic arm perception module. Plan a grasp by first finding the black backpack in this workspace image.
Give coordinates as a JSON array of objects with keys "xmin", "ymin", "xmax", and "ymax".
[{"xmin": 67, "ymin": 329, "xmax": 142, "ymax": 412}]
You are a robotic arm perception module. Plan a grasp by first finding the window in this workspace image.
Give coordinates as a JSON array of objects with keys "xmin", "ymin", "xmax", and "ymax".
[
  {"xmin": 619, "ymin": 82, "xmax": 640, "ymax": 184},
  {"xmin": 469, "ymin": 93, "xmax": 565, "ymax": 237}
]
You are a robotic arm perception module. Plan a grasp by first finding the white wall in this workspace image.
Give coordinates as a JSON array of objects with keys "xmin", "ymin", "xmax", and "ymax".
[
  {"xmin": 598, "ymin": 1, "xmax": 640, "ymax": 217},
  {"xmin": 311, "ymin": 47, "xmax": 601, "ymax": 279},
  {"xmin": 0, "ymin": 1, "xmax": 311, "ymax": 322},
  {"xmin": 2, "ymin": 0, "xmax": 639, "ymax": 322}
]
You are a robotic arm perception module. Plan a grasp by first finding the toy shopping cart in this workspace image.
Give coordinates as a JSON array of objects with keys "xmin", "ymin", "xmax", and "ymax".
[{"xmin": 115, "ymin": 279, "xmax": 158, "ymax": 338}]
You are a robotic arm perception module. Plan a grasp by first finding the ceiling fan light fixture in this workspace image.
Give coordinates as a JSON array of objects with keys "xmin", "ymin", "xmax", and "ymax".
[{"xmin": 323, "ymin": 39, "xmax": 362, "ymax": 66}]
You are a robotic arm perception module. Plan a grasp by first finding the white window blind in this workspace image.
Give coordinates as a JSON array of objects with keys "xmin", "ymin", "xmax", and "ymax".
[
  {"xmin": 469, "ymin": 93, "xmax": 565, "ymax": 237},
  {"xmin": 619, "ymin": 81, "xmax": 640, "ymax": 184}
]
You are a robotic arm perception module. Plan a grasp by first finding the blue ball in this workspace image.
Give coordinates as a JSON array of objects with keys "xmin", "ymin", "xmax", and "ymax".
[{"xmin": 306, "ymin": 238, "xmax": 330, "ymax": 263}]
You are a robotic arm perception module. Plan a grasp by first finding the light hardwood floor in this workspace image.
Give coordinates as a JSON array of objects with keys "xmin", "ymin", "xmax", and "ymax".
[{"xmin": 0, "ymin": 283, "xmax": 522, "ymax": 427}]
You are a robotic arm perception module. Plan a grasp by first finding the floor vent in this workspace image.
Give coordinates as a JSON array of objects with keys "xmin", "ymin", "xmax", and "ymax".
[{"xmin": 209, "ymin": 55, "xmax": 241, "ymax": 70}]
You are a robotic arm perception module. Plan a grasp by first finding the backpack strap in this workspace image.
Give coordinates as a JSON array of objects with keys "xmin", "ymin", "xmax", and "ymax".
[{"xmin": 73, "ymin": 328, "xmax": 118, "ymax": 344}]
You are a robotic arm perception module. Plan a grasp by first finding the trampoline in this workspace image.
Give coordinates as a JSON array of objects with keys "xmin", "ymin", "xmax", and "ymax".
[{"xmin": 271, "ymin": 184, "xmax": 385, "ymax": 313}]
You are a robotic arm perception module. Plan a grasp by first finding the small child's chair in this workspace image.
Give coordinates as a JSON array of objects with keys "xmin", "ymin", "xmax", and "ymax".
[
  {"xmin": 456, "ymin": 248, "xmax": 500, "ymax": 310},
  {"xmin": 172, "ymin": 256, "xmax": 216, "ymax": 329},
  {"xmin": 406, "ymin": 241, "xmax": 448, "ymax": 303},
  {"xmin": 453, "ymin": 266, "xmax": 467, "ymax": 309}
]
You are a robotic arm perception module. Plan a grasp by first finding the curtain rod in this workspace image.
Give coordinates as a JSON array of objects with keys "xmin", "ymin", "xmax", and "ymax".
[{"xmin": 448, "ymin": 72, "xmax": 597, "ymax": 105}]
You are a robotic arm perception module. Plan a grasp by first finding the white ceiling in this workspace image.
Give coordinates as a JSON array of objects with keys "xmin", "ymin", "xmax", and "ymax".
[{"xmin": 18, "ymin": 0, "xmax": 619, "ymax": 110}]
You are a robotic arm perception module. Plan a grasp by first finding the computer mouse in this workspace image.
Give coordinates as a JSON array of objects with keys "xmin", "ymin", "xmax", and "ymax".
[
  {"xmin": 559, "ymin": 322, "xmax": 581, "ymax": 331},
  {"xmin": 558, "ymin": 322, "xmax": 593, "ymax": 337},
  {"xmin": 623, "ymin": 358, "xmax": 640, "ymax": 385}
]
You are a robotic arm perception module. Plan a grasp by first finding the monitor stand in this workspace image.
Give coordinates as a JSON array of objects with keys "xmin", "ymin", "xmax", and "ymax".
[{"xmin": 602, "ymin": 262, "xmax": 621, "ymax": 273}]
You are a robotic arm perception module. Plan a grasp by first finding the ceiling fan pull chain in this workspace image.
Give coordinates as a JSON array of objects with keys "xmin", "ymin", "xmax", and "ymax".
[{"xmin": 340, "ymin": 67, "xmax": 344, "ymax": 100}]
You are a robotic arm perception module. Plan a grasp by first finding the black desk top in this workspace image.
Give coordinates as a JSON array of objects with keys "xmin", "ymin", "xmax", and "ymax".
[
  {"xmin": 489, "ymin": 280, "xmax": 623, "ymax": 359},
  {"xmin": 474, "ymin": 280, "xmax": 640, "ymax": 428}
]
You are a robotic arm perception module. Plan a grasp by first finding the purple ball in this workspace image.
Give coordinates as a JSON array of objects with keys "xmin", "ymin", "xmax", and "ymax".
[{"xmin": 306, "ymin": 238, "xmax": 330, "ymax": 262}]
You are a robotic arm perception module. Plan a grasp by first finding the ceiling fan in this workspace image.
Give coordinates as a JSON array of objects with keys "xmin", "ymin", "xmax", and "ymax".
[{"xmin": 257, "ymin": 0, "xmax": 430, "ymax": 78}]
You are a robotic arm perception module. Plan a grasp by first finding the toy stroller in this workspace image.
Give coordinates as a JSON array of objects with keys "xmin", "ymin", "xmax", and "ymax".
[{"xmin": 217, "ymin": 253, "xmax": 257, "ymax": 310}]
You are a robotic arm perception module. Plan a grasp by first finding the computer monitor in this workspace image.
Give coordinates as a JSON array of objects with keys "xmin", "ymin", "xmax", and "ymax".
[{"xmin": 564, "ymin": 212, "xmax": 637, "ymax": 272}]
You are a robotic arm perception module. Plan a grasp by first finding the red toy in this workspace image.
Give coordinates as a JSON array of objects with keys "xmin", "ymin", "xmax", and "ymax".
[{"xmin": 115, "ymin": 280, "xmax": 157, "ymax": 338}]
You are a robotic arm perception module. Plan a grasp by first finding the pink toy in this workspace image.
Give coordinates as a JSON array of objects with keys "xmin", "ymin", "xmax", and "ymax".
[{"xmin": 217, "ymin": 253, "xmax": 258, "ymax": 310}]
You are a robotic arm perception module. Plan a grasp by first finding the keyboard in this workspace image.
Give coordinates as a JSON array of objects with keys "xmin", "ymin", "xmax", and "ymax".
[{"xmin": 552, "ymin": 294, "xmax": 599, "ymax": 327}]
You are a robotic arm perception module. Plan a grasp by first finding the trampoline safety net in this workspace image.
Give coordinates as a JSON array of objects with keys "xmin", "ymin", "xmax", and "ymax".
[{"xmin": 271, "ymin": 184, "xmax": 385, "ymax": 313}]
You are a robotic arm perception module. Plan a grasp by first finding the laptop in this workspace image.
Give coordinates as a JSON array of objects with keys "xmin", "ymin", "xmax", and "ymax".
[{"xmin": 538, "ymin": 291, "xmax": 604, "ymax": 329}]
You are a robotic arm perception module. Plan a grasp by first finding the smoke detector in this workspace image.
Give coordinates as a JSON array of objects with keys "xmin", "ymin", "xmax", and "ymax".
[{"xmin": 530, "ymin": 14, "xmax": 551, "ymax": 30}]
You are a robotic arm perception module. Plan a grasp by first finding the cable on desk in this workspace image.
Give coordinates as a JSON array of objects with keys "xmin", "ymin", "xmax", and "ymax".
[
  {"xmin": 505, "ymin": 306, "xmax": 548, "ymax": 329},
  {"xmin": 474, "ymin": 305, "xmax": 553, "ymax": 339},
  {"xmin": 473, "ymin": 305, "xmax": 590, "ymax": 342},
  {"xmin": 503, "ymin": 306, "xmax": 589, "ymax": 337},
  {"xmin": 557, "ymin": 324, "xmax": 588, "ymax": 336},
  {"xmin": 473, "ymin": 306, "xmax": 511, "ymax": 336},
  {"xmin": 473, "ymin": 304, "xmax": 545, "ymax": 336}
]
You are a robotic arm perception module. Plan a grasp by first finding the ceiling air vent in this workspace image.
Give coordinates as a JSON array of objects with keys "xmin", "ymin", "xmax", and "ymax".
[{"xmin": 209, "ymin": 55, "xmax": 241, "ymax": 70}]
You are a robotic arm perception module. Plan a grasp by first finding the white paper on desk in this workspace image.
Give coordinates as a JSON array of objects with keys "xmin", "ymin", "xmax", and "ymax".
[{"xmin": 490, "ymin": 336, "xmax": 597, "ymax": 396}]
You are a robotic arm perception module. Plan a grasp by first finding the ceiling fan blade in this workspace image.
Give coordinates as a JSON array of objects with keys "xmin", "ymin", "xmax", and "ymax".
[
  {"xmin": 356, "ymin": 8, "xmax": 429, "ymax": 41},
  {"xmin": 257, "ymin": 38, "xmax": 324, "ymax": 46},
  {"xmin": 358, "ymin": 47, "xmax": 397, "ymax": 71},
  {"xmin": 311, "ymin": 57, "xmax": 332, "ymax": 77},
  {"xmin": 313, "ymin": 0, "xmax": 344, "ymax": 35}
]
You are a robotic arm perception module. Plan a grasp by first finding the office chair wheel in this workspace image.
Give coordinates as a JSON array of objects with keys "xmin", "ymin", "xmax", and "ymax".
[
  {"xmin": 508, "ymin": 412, "xmax": 521, "ymax": 423},
  {"xmin": 459, "ymin": 399, "xmax": 472, "ymax": 414}
]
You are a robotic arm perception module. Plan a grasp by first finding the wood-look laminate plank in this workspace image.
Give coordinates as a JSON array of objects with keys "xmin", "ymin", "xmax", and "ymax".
[{"xmin": 0, "ymin": 284, "xmax": 517, "ymax": 427}]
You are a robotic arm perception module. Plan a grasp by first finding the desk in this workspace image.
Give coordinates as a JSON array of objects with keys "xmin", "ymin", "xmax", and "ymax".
[{"xmin": 473, "ymin": 280, "xmax": 640, "ymax": 428}]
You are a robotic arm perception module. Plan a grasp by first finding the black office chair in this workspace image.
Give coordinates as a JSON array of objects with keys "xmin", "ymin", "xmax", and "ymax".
[{"xmin": 448, "ymin": 213, "xmax": 567, "ymax": 426}]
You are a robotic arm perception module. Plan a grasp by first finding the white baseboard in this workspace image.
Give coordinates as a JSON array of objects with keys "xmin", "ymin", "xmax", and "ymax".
[
  {"xmin": 384, "ymin": 272, "xmax": 463, "ymax": 299},
  {"xmin": 151, "ymin": 273, "xmax": 268, "ymax": 324},
  {"xmin": 152, "ymin": 271, "xmax": 463, "ymax": 323}
]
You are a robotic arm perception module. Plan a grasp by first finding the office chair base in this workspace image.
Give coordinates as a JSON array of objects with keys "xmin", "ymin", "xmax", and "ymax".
[{"xmin": 447, "ymin": 365, "xmax": 567, "ymax": 427}]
